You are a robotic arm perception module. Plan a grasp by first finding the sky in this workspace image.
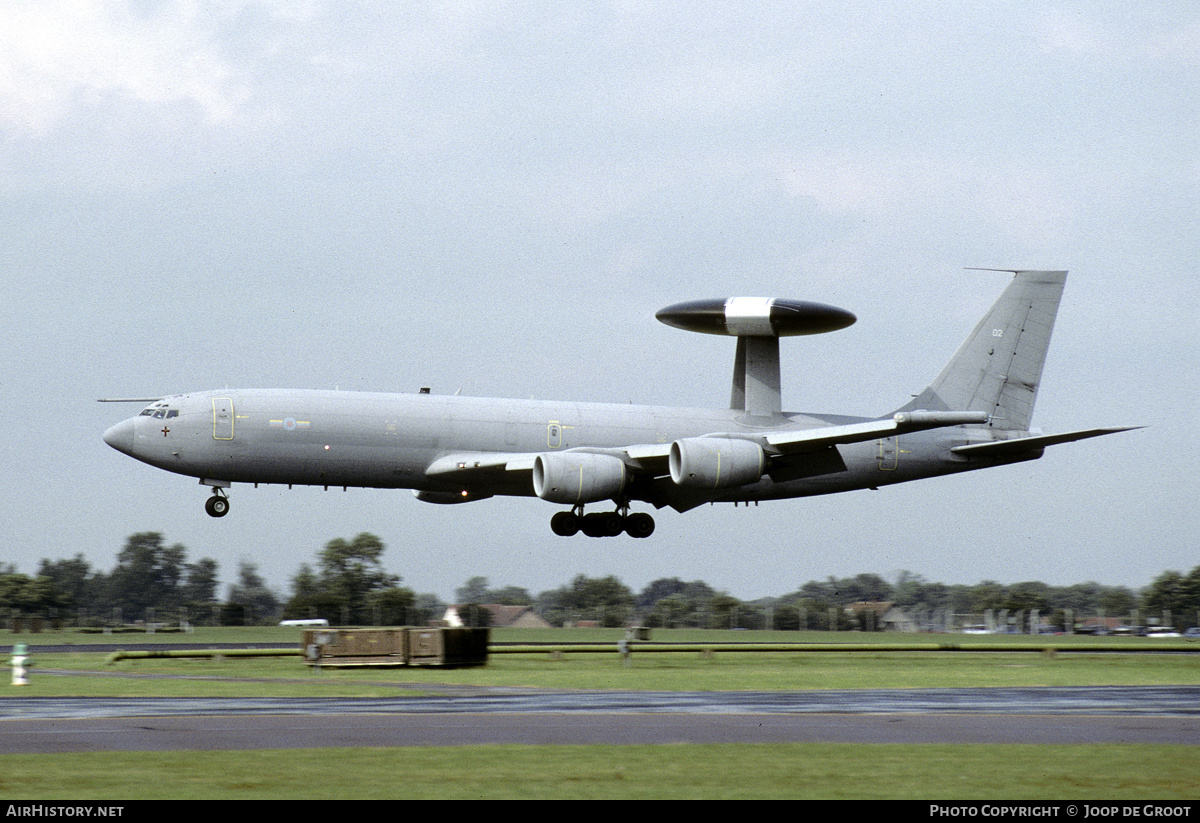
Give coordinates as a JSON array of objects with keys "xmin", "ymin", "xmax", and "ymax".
[{"xmin": 1, "ymin": 1, "xmax": 1196, "ymax": 604}]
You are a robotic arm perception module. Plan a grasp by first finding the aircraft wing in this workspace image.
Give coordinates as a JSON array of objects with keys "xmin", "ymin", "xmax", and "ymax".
[
  {"xmin": 424, "ymin": 452, "xmax": 536, "ymax": 480},
  {"xmin": 951, "ymin": 426, "xmax": 1143, "ymax": 458},
  {"xmin": 605, "ymin": 411, "xmax": 992, "ymax": 468},
  {"xmin": 760, "ymin": 411, "xmax": 989, "ymax": 453},
  {"xmin": 426, "ymin": 411, "xmax": 991, "ymax": 485}
]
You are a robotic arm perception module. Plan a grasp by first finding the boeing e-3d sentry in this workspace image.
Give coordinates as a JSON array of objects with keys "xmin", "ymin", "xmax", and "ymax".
[{"xmin": 102, "ymin": 270, "xmax": 1138, "ymax": 537}]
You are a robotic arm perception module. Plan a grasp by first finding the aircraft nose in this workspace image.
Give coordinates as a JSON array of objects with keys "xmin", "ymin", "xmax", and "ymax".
[{"xmin": 103, "ymin": 418, "xmax": 136, "ymax": 456}]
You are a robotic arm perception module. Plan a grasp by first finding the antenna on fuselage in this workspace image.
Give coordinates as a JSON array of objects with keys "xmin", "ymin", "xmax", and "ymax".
[
  {"xmin": 655, "ymin": 297, "xmax": 856, "ymax": 418},
  {"xmin": 97, "ymin": 397, "xmax": 164, "ymax": 403}
]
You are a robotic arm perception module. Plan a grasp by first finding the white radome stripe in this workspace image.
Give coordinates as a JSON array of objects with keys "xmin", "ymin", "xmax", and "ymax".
[{"xmin": 724, "ymin": 297, "xmax": 775, "ymax": 336}]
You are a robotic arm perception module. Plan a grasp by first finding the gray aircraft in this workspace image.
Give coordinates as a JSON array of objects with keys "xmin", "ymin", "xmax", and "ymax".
[{"xmin": 102, "ymin": 270, "xmax": 1137, "ymax": 537}]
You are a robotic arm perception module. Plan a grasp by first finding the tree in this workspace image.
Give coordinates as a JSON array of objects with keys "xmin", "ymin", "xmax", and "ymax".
[
  {"xmin": 1142, "ymin": 568, "xmax": 1200, "ymax": 628},
  {"xmin": 1004, "ymin": 581, "xmax": 1052, "ymax": 613},
  {"xmin": 650, "ymin": 593, "xmax": 692, "ymax": 629},
  {"xmin": 37, "ymin": 554, "xmax": 96, "ymax": 612},
  {"xmin": 317, "ymin": 533, "xmax": 399, "ymax": 622},
  {"xmin": 0, "ymin": 573, "xmax": 61, "ymax": 614},
  {"xmin": 636, "ymin": 578, "xmax": 718, "ymax": 627},
  {"xmin": 227, "ymin": 560, "xmax": 280, "ymax": 624},
  {"xmin": 455, "ymin": 576, "xmax": 491, "ymax": 604},
  {"xmin": 1095, "ymin": 585, "xmax": 1138, "ymax": 617},
  {"xmin": 367, "ymin": 587, "xmax": 418, "ymax": 626},
  {"xmin": 181, "ymin": 559, "xmax": 220, "ymax": 610},
  {"xmin": 845, "ymin": 573, "xmax": 894, "ymax": 603},
  {"xmin": 709, "ymin": 594, "xmax": 744, "ymax": 629},
  {"xmin": 636, "ymin": 577, "xmax": 689, "ymax": 611},
  {"xmin": 453, "ymin": 577, "xmax": 531, "ymax": 607},
  {"xmin": 490, "ymin": 586, "xmax": 533, "ymax": 605},
  {"xmin": 283, "ymin": 534, "xmax": 409, "ymax": 625},
  {"xmin": 538, "ymin": 574, "xmax": 635, "ymax": 627},
  {"xmin": 969, "ymin": 580, "xmax": 1007, "ymax": 613},
  {"xmin": 291, "ymin": 564, "xmax": 321, "ymax": 599},
  {"xmin": 105, "ymin": 533, "xmax": 215, "ymax": 622}
]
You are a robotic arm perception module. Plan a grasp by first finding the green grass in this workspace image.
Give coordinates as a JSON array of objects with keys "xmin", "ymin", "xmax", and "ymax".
[
  {"xmin": 9, "ymin": 625, "xmax": 1199, "ymax": 648},
  {"xmin": 1, "ymin": 744, "xmax": 1197, "ymax": 799},
  {"xmin": 10, "ymin": 650, "xmax": 1196, "ymax": 697},
  {"xmin": 5, "ymin": 627, "xmax": 1197, "ymax": 696},
  {"xmin": 2, "ymin": 627, "xmax": 1197, "ymax": 799}
]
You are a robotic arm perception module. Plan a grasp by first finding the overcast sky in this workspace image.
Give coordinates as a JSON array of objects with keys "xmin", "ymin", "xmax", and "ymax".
[{"xmin": 1, "ymin": 2, "xmax": 1195, "ymax": 603}]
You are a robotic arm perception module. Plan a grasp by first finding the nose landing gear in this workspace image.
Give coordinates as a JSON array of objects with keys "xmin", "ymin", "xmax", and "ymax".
[
  {"xmin": 550, "ymin": 505, "xmax": 654, "ymax": 538},
  {"xmin": 204, "ymin": 487, "xmax": 230, "ymax": 518}
]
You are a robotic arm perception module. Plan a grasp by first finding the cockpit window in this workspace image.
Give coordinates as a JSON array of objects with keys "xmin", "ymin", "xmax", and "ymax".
[{"xmin": 139, "ymin": 406, "xmax": 178, "ymax": 418}]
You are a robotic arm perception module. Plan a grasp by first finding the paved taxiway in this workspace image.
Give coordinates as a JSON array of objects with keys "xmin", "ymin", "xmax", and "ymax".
[{"xmin": 2, "ymin": 687, "xmax": 1197, "ymax": 752}]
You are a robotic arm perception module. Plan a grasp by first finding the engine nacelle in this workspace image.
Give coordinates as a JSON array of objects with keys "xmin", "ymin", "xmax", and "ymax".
[
  {"xmin": 669, "ymin": 436, "xmax": 766, "ymax": 489},
  {"xmin": 532, "ymin": 452, "xmax": 627, "ymax": 505}
]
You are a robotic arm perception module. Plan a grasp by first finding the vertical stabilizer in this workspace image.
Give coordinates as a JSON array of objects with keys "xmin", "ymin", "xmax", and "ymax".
[{"xmin": 897, "ymin": 270, "xmax": 1067, "ymax": 431}]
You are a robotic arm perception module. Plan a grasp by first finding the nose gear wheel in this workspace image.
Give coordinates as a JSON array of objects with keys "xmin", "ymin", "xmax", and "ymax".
[{"xmin": 204, "ymin": 489, "xmax": 230, "ymax": 518}]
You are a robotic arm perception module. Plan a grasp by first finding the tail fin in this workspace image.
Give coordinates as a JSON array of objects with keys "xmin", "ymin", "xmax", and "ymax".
[{"xmin": 896, "ymin": 270, "xmax": 1067, "ymax": 431}]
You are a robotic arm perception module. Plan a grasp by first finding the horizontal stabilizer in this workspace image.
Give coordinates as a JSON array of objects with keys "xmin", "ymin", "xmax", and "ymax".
[{"xmin": 951, "ymin": 426, "xmax": 1143, "ymax": 458}]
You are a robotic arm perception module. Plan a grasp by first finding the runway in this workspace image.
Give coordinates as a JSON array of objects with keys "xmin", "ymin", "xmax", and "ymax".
[{"xmin": 3, "ymin": 686, "xmax": 1198, "ymax": 752}]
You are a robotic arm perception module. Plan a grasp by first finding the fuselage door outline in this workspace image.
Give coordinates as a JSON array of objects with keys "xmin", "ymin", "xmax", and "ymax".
[
  {"xmin": 877, "ymin": 436, "xmax": 899, "ymax": 471},
  {"xmin": 213, "ymin": 398, "xmax": 235, "ymax": 441}
]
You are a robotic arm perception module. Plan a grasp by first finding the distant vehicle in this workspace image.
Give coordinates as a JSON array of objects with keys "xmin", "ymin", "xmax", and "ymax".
[
  {"xmin": 1112, "ymin": 625, "xmax": 1146, "ymax": 636},
  {"xmin": 101, "ymin": 270, "xmax": 1139, "ymax": 537},
  {"xmin": 1146, "ymin": 627, "xmax": 1181, "ymax": 638},
  {"xmin": 1184, "ymin": 628, "xmax": 1200, "ymax": 641},
  {"xmin": 961, "ymin": 625, "xmax": 990, "ymax": 634},
  {"xmin": 280, "ymin": 619, "xmax": 329, "ymax": 627}
]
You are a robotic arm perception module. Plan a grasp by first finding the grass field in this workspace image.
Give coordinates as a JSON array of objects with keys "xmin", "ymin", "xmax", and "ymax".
[
  {"xmin": 2, "ymin": 627, "xmax": 1198, "ymax": 799},
  {"xmin": 2, "ymin": 745, "xmax": 1197, "ymax": 800}
]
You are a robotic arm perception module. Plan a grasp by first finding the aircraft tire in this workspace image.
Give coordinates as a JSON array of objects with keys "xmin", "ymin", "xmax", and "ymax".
[
  {"xmin": 550, "ymin": 511, "xmax": 579, "ymax": 536},
  {"xmin": 625, "ymin": 512, "xmax": 655, "ymax": 538},
  {"xmin": 581, "ymin": 511, "xmax": 624, "ymax": 537},
  {"xmin": 205, "ymin": 496, "xmax": 229, "ymax": 518}
]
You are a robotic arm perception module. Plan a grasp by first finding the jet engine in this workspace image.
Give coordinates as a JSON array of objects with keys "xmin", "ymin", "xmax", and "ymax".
[
  {"xmin": 532, "ymin": 452, "xmax": 627, "ymax": 505},
  {"xmin": 669, "ymin": 436, "xmax": 766, "ymax": 489}
]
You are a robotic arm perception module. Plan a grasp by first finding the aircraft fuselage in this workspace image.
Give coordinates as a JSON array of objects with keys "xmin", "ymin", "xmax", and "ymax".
[
  {"xmin": 104, "ymin": 388, "xmax": 1018, "ymax": 510},
  {"xmin": 102, "ymin": 271, "xmax": 1135, "ymax": 536}
]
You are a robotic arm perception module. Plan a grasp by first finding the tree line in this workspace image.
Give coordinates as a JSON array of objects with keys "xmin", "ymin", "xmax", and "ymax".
[{"xmin": 3, "ymin": 531, "xmax": 1197, "ymax": 631}]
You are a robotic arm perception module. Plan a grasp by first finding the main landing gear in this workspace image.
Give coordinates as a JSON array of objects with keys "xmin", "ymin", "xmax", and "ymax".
[
  {"xmin": 550, "ymin": 505, "xmax": 655, "ymax": 538},
  {"xmin": 204, "ymin": 488, "xmax": 230, "ymax": 518}
]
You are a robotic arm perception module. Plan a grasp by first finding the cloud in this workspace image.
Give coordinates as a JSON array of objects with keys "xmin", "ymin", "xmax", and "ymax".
[{"xmin": 0, "ymin": 0, "xmax": 260, "ymax": 138}]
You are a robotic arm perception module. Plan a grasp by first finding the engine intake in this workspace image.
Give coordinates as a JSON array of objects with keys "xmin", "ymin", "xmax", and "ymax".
[
  {"xmin": 532, "ymin": 452, "xmax": 627, "ymax": 505},
  {"xmin": 669, "ymin": 437, "xmax": 765, "ymax": 489}
]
